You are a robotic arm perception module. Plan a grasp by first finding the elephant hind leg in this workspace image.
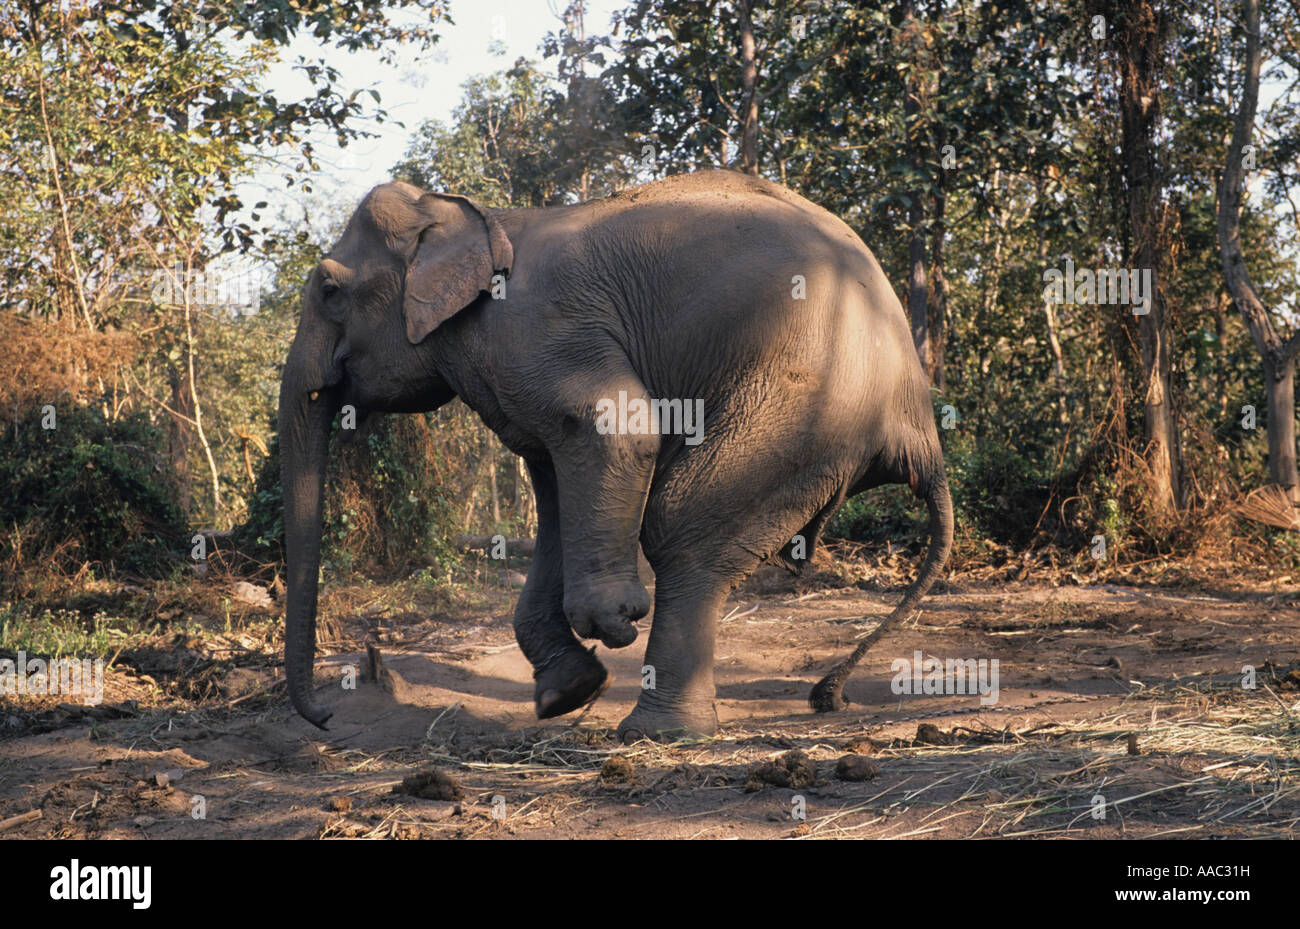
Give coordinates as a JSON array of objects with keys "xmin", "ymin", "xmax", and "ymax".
[
  {"xmin": 622, "ymin": 448, "xmax": 841, "ymax": 740},
  {"xmin": 772, "ymin": 484, "xmax": 849, "ymax": 571},
  {"xmin": 620, "ymin": 510, "xmax": 818, "ymax": 741}
]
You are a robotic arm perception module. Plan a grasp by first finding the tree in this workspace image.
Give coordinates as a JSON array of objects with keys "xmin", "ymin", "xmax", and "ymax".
[
  {"xmin": 1104, "ymin": 0, "xmax": 1184, "ymax": 514},
  {"xmin": 393, "ymin": 58, "xmax": 634, "ymax": 207},
  {"xmin": 1218, "ymin": 0, "xmax": 1300, "ymax": 500},
  {"xmin": 0, "ymin": 0, "xmax": 452, "ymax": 527}
]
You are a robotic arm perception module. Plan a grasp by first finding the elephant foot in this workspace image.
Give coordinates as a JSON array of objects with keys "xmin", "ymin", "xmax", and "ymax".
[
  {"xmin": 565, "ymin": 577, "xmax": 651, "ymax": 649},
  {"xmin": 617, "ymin": 701, "xmax": 718, "ymax": 743},
  {"xmin": 534, "ymin": 646, "xmax": 609, "ymax": 719}
]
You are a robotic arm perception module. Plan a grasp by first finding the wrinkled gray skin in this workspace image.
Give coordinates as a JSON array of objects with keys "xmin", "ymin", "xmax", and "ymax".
[{"xmin": 280, "ymin": 170, "xmax": 953, "ymax": 740}]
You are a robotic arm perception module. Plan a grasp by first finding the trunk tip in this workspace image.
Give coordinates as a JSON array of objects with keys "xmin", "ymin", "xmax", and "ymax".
[{"xmin": 291, "ymin": 694, "xmax": 334, "ymax": 730}]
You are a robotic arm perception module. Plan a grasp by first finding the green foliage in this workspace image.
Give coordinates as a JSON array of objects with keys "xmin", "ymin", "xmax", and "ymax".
[
  {"xmin": 0, "ymin": 1, "xmax": 452, "ymax": 547},
  {"xmin": 392, "ymin": 57, "xmax": 637, "ymax": 206},
  {"xmin": 0, "ymin": 405, "xmax": 184, "ymax": 585},
  {"xmin": 237, "ymin": 427, "xmax": 288, "ymax": 561},
  {"xmin": 323, "ymin": 413, "xmax": 462, "ymax": 578},
  {"xmin": 829, "ymin": 437, "xmax": 1055, "ymax": 549},
  {"xmin": 1091, "ymin": 472, "xmax": 1130, "ymax": 549},
  {"xmin": 194, "ymin": 213, "xmax": 330, "ymax": 528},
  {"xmin": 944, "ymin": 438, "xmax": 1054, "ymax": 547},
  {"xmin": 239, "ymin": 413, "xmax": 461, "ymax": 580},
  {"xmin": 0, "ymin": 603, "xmax": 147, "ymax": 659},
  {"xmin": 3, "ymin": 0, "xmax": 1299, "ymax": 590},
  {"xmin": 829, "ymin": 485, "xmax": 926, "ymax": 547}
]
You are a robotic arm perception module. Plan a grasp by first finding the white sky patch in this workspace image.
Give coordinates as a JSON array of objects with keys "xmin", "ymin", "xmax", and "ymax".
[{"xmin": 232, "ymin": 0, "xmax": 623, "ymax": 228}]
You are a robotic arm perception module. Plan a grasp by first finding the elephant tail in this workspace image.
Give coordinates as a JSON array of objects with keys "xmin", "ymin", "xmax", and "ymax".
[{"xmin": 809, "ymin": 466, "xmax": 953, "ymax": 712}]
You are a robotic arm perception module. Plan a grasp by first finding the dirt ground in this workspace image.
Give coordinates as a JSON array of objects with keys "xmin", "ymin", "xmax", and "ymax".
[{"xmin": 3, "ymin": 563, "xmax": 1299, "ymax": 839}]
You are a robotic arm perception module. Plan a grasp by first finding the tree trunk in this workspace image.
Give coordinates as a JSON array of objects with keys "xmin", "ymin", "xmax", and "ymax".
[
  {"xmin": 1213, "ymin": 290, "xmax": 1231, "ymax": 420},
  {"xmin": 1034, "ymin": 195, "xmax": 1067, "ymax": 423},
  {"xmin": 567, "ymin": 1, "xmax": 591, "ymax": 201},
  {"xmin": 977, "ymin": 168, "xmax": 1006, "ymax": 424},
  {"xmin": 1216, "ymin": 0, "xmax": 1300, "ymax": 500},
  {"xmin": 902, "ymin": 0, "xmax": 929, "ymax": 374},
  {"xmin": 1116, "ymin": 0, "xmax": 1181, "ymax": 513},
  {"xmin": 908, "ymin": 206, "xmax": 928, "ymax": 373},
  {"xmin": 516, "ymin": 454, "xmax": 536, "ymax": 536},
  {"xmin": 1044, "ymin": 297, "xmax": 1068, "ymax": 425},
  {"xmin": 927, "ymin": 142, "xmax": 947, "ymax": 390},
  {"xmin": 489, "ymin": 454, "xmax": 501, "ymax": 525},
  {"xmin": 1265, "ymin": 359, "xmax": 1299, "ymax": 495},
  {"xmin": 182, "ymin": 280, "xmax": 221, "ymax": 516},
  {"xmin": 167, "ymin": 368, "xmax": 193, "ymax": 513},
  {"xmin": 736, "ymin": 0, "xmax": 759, "ymax": 174},
  {"xmin": 924, "ymin": 0, "xmax": 950, "ymax": 390}
]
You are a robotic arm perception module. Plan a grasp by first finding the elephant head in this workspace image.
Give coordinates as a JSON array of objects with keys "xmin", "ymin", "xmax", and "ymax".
[{"xmin": 278, "ymin": 183, "xmax": 512, "ymax": 728}]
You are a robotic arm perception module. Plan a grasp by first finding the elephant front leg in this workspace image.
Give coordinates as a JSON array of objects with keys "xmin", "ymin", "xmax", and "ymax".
[
  {"xmin": 617, "ymin": 579, "xmax": 725, "ymax": 741},
  {"xmin": 515, "ymin": 459, "xmax": 609, "ymax": 718},
  {"xmin": 550, "ymin": 375, "xmax": 658, "ymax": 650}
]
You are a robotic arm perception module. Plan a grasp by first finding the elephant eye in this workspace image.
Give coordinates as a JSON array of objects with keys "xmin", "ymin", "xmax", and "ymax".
[{"xmin": 321, "ymin": 281, "xmax": 340, "ymax": 299}]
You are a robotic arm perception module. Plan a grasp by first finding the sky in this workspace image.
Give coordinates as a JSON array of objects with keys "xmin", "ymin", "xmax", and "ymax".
[{"xmin": 236, "ymin": 0, "xmax": 625, "ymax": 227}]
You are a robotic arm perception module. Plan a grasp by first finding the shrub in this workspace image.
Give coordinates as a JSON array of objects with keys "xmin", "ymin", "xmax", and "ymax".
[
  {"xmin": 238, "ymin": 411, "xmax": 461, "ymax": 579},
  {"xmin": 0, "ymin": 403, "xmax": 184, "ymax": 590},
  {"xmin": 829, "ymin": 436, "xmax": 1055, "ymax": 549}
]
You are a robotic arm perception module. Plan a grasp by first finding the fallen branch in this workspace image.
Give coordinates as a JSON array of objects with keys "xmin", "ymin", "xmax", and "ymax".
[{"xmin": 0, "ymin": 808, "xmax": 43, "ymax": 832}]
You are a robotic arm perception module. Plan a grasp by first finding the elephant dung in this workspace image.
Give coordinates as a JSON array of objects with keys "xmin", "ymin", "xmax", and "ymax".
[
  {"xmin": 743, "ymin": 750, "xmax": 816, "ymax": 792},
  {"xmin": 914, "ymin": 723, "xmax": 955, "ymax": 746},
  {"xmin": 393, "ymin": 768, "xmax": 463, "ymax": 801},
  {"xmin": 834, "ymin": 755, "xmax": 880, "ymax": 782},
  {"xmin": 599, "ymin": 755, "xmax": 637, "ymax": 784}
]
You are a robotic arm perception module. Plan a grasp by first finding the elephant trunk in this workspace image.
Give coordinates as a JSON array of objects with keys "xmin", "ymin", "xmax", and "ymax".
[
  {"xmin": 279, "ymin": 366, "xmax": 337, "ymax": 729},
  {"xmin": 809, "ymin": 469, "xmax": 954, "ymax": 712}
]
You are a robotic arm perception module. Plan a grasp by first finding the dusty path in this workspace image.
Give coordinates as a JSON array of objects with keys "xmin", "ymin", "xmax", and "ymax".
[{"xmin": 2, "ymin": 579, "xmax": 1298, "ymax": 839}]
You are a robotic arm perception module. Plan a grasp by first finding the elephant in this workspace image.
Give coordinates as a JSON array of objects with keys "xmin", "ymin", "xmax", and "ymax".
[{"xmin": 279, "ymin": 169, "xmax": 953, "ymax": 741}]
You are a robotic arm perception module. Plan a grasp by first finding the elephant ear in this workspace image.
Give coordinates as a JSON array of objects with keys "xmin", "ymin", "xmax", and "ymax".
[{"xmin": 403, "ymin": 193, "xmax": 513, "ymax": 344}]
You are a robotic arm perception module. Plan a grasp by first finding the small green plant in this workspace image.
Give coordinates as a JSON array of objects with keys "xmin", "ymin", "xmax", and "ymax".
[
  {"xmin": 1094, "ymin": 472, "xmax": 1130, "ymax": 547},
  {"xmin": 0, "ymin": 602, "xmax": 145, "ymax": 658}
]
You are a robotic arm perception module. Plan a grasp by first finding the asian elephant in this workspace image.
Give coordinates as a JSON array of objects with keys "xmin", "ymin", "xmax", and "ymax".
[{"xmin": 279, "ymin": 169, "xmax": 953, "ymax": 741}]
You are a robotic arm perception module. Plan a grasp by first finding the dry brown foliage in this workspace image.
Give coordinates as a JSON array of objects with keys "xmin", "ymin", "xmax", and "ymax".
[{"xmin": 0, "ymin": 312, "xmax": 138, "ymax": 414}]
